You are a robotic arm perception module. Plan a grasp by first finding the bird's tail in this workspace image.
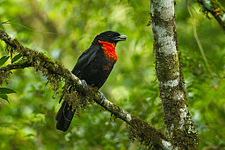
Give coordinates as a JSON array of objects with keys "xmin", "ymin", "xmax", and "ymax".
[{"xmin": 56, "ymin": 101, "xmax": 75, "ymax": 132}]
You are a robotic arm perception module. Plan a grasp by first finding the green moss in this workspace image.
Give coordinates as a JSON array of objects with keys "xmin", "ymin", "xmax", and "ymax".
[
  {"xmin": 155, "ymin": 53, "xmax": 180, "ymax": 82},
  {"xmin": 171, "ymin": 124, "xmax": 198, "ymax": 149},
  {"xmin": 128, "ymin": 116, "xmax": 167, "ymax": 148},
  {"xmin": 0, "ymin": 70, "xmax": 11, "ymax": 85}
]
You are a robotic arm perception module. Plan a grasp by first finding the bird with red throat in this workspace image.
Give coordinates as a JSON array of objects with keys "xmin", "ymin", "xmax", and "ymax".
[{"xmin": 56, "ymin": 31, "xmax": 127, "ymax": 131}]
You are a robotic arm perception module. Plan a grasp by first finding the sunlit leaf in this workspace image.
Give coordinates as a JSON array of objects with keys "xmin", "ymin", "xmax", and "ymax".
[
  {"xmin": 0, "ymin": 56, "xmax": 10, "ymax": 66},
  {"xmin": 11, "ymin": 54, "xmax": 22, "ymax": 63},
  {"xmin": 0, "ymin": 88, "xmax": 16, "ymax": 94}
]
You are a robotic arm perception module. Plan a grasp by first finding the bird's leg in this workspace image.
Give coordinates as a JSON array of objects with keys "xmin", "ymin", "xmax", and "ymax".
[
  {"xmin": 81, "ymin": 80, "xmax": 87, "ymax": 88},
  {"xmin": 98, "ymin": 91, "xmax": 105, "ymax": 104},
  {"xmin": 81, "ymin": 80, "xmax": 105, "ymax": 104}
]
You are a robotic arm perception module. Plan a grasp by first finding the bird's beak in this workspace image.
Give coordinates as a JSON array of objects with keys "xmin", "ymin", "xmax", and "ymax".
[{"xmin": 114, "ymin": 35, "xmax": 127, "ymax": 41}]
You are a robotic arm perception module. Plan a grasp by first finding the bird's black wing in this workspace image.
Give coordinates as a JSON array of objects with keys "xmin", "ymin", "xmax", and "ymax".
[
  {"xmin": 72, "ymin": 45, "xmax": 99, "ymax": 77},
  {"xmin": 56, "ymin": 45, "xmax": 100, "ymax": 132}
]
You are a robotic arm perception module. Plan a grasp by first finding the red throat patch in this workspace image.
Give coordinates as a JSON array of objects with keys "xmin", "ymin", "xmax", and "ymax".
[{"xmin": 98, "ymin": 40, "xmax": 117, "ymax": 63}]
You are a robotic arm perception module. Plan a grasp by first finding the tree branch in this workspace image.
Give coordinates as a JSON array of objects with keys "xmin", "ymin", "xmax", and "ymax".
[
  {"xmin": 197, "ymin": 0, "xmax": 225, "ymax": 31},
  {"xmin": 0, "ymin": 30, "xmax": 171, "ymax": 149}
]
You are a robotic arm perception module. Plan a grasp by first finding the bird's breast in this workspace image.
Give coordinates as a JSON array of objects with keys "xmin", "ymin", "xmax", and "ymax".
[{"xmin": 98, "ymin": 40, "xmax": 117, "ymax": 63}]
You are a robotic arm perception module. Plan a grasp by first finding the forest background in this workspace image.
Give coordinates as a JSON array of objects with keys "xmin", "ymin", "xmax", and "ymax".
[{"xmin": 0, "ymin": 0, "xmax": 225, "ymax": 149}]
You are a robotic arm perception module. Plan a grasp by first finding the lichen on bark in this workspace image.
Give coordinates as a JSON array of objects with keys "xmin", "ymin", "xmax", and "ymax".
[{"xmin": 151, "ymin": 0, "xmax": 198, "ymax": 149}]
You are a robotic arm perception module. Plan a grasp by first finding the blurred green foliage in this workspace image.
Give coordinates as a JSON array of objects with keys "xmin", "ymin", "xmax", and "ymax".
[{"xmin": 0, "ymin": 0, "xmax": 225, "ymax": 149}]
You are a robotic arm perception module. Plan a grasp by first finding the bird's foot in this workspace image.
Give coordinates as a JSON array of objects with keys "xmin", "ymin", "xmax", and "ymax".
[
  {"xmin": 98, "ymin": 91, "xmax": 105, "ymax": 104},
  {"xmin": 81, "ymin": 80, "xmax": 87, "ymax": 88}
]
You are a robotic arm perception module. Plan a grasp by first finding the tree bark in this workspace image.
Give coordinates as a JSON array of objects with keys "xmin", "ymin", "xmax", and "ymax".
[{"xmin": 150, "ymin": 0, "xmax": 198, "ymax": 149}]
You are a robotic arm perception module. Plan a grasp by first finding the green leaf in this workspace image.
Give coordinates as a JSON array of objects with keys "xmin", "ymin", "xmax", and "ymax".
[
  {"xmin": 11, "ymin": 54, "xmax": 22, "ymax": 63},
  {"xmin": 0, "ymin": 56, "xmax": 10, "ymax": 66},
  {"xmin": 0, "ymin": 88, "xmax": 16, "ymax": 94},
  {"xmin": 0, "ymin": 94, "xmax": 9, "ymax": 103}
]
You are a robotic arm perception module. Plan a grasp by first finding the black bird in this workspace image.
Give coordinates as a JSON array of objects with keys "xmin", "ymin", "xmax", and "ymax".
[{"xmin": 56, "ymin": 31, "xmax": 127, "ymax": 131}]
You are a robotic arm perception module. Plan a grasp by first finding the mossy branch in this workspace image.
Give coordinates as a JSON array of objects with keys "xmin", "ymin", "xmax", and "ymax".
[
  {"xmin": 197, "ymin": 0, "xmax": 225, "ymax": 31},
  {"xmin": 0, "ymin": 30, "xmax": 172, "ymax": 149}
]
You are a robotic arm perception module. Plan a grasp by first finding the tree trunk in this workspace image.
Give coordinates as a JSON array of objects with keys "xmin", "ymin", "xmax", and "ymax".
[{"xmin": 150, "ymin": 0, "xmax": 198, "ymax": 149}]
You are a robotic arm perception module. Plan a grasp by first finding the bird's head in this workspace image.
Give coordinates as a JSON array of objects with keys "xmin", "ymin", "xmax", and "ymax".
[{"xmin": 92, "ymin": 31, "xmax": 127, "ymax": 45}]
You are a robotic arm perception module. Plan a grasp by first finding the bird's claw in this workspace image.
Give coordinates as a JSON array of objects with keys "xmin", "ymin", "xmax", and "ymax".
[
  {"xmin": 81, "ymin": 80, "xmax": 87, "ymax": 88},
  {"xmin": 98, "ymin": 91, "xmax": 105, "ymax": 104}
]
